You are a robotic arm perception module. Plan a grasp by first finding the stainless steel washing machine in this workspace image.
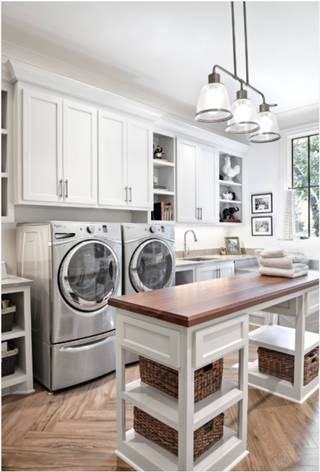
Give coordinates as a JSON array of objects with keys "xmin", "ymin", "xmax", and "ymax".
[
  {"xmin": 16, "ymin": 221, "xmax": 121, "ymax": 392},
  {"xmin": 122, "ymin": 223, "xmax": 175, "ymax": 295}
]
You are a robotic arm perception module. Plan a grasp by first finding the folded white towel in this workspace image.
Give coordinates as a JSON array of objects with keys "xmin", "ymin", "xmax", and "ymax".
[
  {"xmin": 259, "ymin": 255, "xmax": 308, "ymax": 269},
  {"xmin": 260, "ymin": 249, "xmax": 306, "ymax": 259},
  {"xmin": 259, "ymin": 265, "xmax": 309, "ymax": 278}
]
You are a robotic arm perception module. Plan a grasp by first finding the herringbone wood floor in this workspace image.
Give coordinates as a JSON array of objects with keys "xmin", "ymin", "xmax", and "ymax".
[{"xmin": 1, "ymin": 330, "xmax": 319, "ymax": 471}]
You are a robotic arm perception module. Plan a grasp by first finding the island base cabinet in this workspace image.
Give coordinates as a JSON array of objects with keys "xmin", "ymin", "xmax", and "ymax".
[{"xmin": 115, "ymin": 310, "xmax": 249, "ymax": 471}]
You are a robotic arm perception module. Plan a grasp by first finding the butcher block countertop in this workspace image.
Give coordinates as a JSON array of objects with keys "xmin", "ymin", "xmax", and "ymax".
[{"xmin": 109, "ymin": 272, "xmax": 319, "ymax": 327}]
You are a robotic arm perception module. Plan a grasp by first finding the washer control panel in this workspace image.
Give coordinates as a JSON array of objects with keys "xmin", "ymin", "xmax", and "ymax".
[{"xmin": 87, "ymin": 225, "xmax": 95, "ymax": 234}]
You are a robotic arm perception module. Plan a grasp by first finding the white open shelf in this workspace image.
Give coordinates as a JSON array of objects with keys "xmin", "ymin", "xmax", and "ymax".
[
  {"xmin": 153, "ymin": 189, "xmax": 175, "ymax": 196},
  {"xmin": 1, "ymin": 367, "xmax": 27, "ymax": 389},
  {"xmin": 1, "ymin": 128, "xmax": 8, "ymax": 135},
  {"xmin": 219, "ymin": 180, "xmax": 242, "ymax": 187},
  {"xmin": 1, "ymin": 325, "xmax": 26, "ymax": 341},
  {"xmin": 219, "ymin": 199, "xmax": 242, "ymax": 204},
  {"xmin": 123, "ymin": 427, "xmax": 240, "ymax": 472},
  {"xmin": 153, "ymin": 160, "xmax": 174, "ymax": 169},
  {"xmin": 249, "ymin": 325, "xmax": 319, "ymax": 355},
  {"xmin": 123, "ymin": 379, "xmax": 243, "ymax": 432}
]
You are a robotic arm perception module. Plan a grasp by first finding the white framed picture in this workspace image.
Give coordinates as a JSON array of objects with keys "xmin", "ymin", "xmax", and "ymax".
[
  {"xmin": 251, "ymin": 193, "xmax": 273, "ymax": 214},
  {"xmin": 251, "ymin": 216, "xmax": 273, "ymax": 236}
]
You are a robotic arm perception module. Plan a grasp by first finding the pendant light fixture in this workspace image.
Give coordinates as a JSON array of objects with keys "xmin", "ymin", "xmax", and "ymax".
[{"xmin": 194, "ymin": 2, "xmax": 281, "ymax": 143}]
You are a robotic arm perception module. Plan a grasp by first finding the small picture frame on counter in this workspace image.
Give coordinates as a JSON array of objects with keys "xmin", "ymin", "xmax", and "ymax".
[
  {"xmin": 219, "ymin": 247, "xmax": 226, "ymax": 255},
  {"xmin": 251, "ymin": 216, "xmax": 273, "ymax": 236},
  {"xmin": 251, "ymin": 193, "xmax": 273, "ymax": 214},
  {"xmin": 224, "ymin": 237, "xmax": 241, "ymax": 255}
]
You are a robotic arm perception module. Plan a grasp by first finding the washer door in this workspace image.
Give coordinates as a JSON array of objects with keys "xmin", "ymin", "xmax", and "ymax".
[
  {"xmin": 59, "ymin": 241, "xmax": 120, "ymax": 312},
  {"xmin": 130, "ymin": 239, "xmax": 174, "ymax": 292}
]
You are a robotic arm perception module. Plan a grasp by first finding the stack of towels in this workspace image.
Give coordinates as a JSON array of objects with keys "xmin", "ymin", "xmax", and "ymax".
[{"xmin": 259, "ymin": 250, "xmax": 309, "ymax": 278}]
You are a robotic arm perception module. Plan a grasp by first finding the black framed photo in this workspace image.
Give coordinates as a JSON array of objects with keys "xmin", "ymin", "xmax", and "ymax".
[
  {"xmin": 224, "ymin": 237, "xmax": 241, "ymax": 255},
  {"xmin": 251, "ymin": 216, "xmax": 273, "ymax": 236},
  {"xmin": 251, "ymin": 193, "xmax": 273, "ymax": 214}
]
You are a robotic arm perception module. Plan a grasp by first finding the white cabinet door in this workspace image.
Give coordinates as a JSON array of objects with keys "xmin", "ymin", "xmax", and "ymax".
[
  {"xmin": 177, "ymin": 138, "xmax": 198, "ymax": 223},
  {"xmin": 127, "ymin": 119, "xmax": 152, "ymax": 210},
  {"xmin": 196, "ymin": 265, "xmax": 218, "ymax": 282},
  {"xmin": 98, "ymin": 110, "xmax": 127, "ymax": 207},
  {"xmin": 63, "ymin": 100, "xmax": 97, "ymax": 205},
  {"xmin": 218, "ymin": 263, "xmax": 235, "ymax": 279},
  {"xmin": 22, "ymin": 89, "xmax": 63, "ymax": 203},
  {"xmin": 198, "ymin": 144, "xmax": 216, "ymax": 223}
]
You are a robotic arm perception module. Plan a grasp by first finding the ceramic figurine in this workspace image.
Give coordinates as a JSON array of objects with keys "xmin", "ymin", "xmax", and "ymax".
[
  {"xmin": 154, "ymin": 145, "xmax": 165, "ymax": 160},
  {"xmin": 222, "ymin": 192, "xmax": 233, "ymax": 200},
  {"xmin": 222, "ymin": 207, "xmax": 239, "ymax": 220},
  {"xmin": 222, "ymin": 156, "xmax": 240, "ymax": 182}
]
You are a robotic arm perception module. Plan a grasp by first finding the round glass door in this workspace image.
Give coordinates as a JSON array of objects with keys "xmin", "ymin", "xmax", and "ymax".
[
  {"xmin": 59, "ymin": 241, "xmax": 120, "ymax": 312},
  {"xmin": 130, "ymin": 239, "xmax": 174, "ymax": 292}
]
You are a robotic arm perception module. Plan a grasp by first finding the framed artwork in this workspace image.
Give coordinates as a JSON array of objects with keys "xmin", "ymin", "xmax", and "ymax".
[
  {"xmin": 251, "ymin": 193, "xmax": 273, "ymax": 214},
  {"xmin": 224, "ymin": 237, "xmax": 241, "ymax": 255},
  {"xmin": 219, "ymin": 247, "xmax": 226, "ymax": 255},
  {"xmin": 251, "ymin": 216, "xmax": 273, "ymax": 236}
]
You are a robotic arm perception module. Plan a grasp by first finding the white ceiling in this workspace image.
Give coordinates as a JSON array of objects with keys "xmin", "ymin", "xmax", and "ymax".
[{"xmin": 2, "ymin": 1, "xmax": 319, "ymax": 117}]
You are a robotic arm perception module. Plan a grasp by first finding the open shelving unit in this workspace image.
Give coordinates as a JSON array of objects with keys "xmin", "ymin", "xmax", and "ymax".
[
  {"xmin": 219, "ymin": 152, "xmax": 243, "ymax": 224},
  {"xmin": 1, "ymin": 81, "xmax": 14, "ymax": 222}
]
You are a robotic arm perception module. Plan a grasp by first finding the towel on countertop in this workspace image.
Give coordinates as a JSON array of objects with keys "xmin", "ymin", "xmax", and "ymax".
[
  {"xmin": 259, "ymin": 265, "xmax": 309, "ymax": 279},
  {"xmin": 259, "ymin": 254, "xmax": 309, "ymax": 269},
  {"xmin": 260, "ymin": 249, "xmax": 306, "ymax": 259}
]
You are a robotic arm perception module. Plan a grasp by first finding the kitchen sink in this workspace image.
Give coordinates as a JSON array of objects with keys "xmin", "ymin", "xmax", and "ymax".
[{"xmin": 179, "ymin": 256, "xmax": 220, "ymax": 262}]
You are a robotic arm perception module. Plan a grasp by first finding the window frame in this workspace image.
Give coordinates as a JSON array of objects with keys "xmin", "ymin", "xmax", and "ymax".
[{"xmin": 291, "ymin": 133, "xmax": 319, "ymax": 238}]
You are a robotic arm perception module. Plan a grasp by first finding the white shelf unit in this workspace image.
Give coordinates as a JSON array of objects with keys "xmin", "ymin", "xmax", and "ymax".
[
  {"xmin": 248, "ymin": 289, "xmax": 319, "ymax": 404},
  {"xmin": 152, "ymin": 132, "xmax": 175, "ymax": 223},
  {"xmin": 219, "ymin": 152, "xmax": 243, "ymax": 224},
  {"xmin": 1, "ymin": 282, "xmax": 34, "ymax": 396},
  {"xmin": 1, "ymin": 81, "xmax": 14, "ymax": 222},
  {"xmin": 116, "ymin": 311, "xmax": 249, "ymax": 471}
]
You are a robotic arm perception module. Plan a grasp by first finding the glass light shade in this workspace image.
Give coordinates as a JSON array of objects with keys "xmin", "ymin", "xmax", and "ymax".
[
  {"xmin": 225, "ymin": 98, "xmax": 260, "ymax": 134},
  {"xmin": 194, "ymin": 83, "xmax": 232, "ymax": 123},
  {"xmin": 249, "ymin": 111, "xmax": 281, "ymax": 143}
]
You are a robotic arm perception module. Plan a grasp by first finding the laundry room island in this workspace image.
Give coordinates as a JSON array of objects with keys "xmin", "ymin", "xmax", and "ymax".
[{"xmin": 109, "ymin": 272, "xmax": 319, "ymax": 471}]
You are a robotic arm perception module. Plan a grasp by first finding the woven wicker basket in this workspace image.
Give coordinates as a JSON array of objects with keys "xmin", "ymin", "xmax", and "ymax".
[
  {"xmin": 1, "ymin": 344, "xmax": 19, "ymax": 377},
  {"xmin": 139, "ymin": 356, "xmax": 223, "ymax": 403},
  {"xmin": 1, "ymin": 303, "xmax": 16, "ymax": 333},
  {"xmin": 258, "ymin": 347, "xmax": 319, "ymax": 385},
  {"xmin": 134, "ymin": 407, "xmax": 224, "ymax": 461}
]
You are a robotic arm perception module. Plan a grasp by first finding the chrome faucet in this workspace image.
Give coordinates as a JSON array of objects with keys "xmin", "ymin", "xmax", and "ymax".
[{"xmin": 184, "ymin": 230, "xmax": 198, "ymax": 258}]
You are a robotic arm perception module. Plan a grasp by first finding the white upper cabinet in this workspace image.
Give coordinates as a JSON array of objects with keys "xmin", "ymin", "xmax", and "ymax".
[
  {"xmin": 63, "ymin": 101, "xmax": 97, "ymax": 205},
  {"xmin": 198, "ymin": 144, "xmax": 216, "ymax": 223},
  {"xmin": 98, "ymin": 110, "xmax": 127, "ymax": 208},
  {"xmin": 127, "ymin": 119, "xmax": 152, "ymax": 210},
  {"xmin": 177, "ymin": 138, "xmax": 198, "ymax": 223},
  {"xmin": 22, "ymin": 89, "xmax": 63, "ymax": 203},
  {"xmin": 177, "ymin": 138, "xmax": 216, "ymax": 224}
]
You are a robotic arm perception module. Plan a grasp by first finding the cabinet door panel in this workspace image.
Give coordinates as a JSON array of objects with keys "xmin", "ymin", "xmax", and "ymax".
[
  {"xmin": 177, "ymin": 138, "xmax": 198, "ymax": 223},
  {"xmin": 22, "ymin": 89, "xmax": 63, "ymax": 202},
  {"xmin": 198, "ymin": 144, "xmax": 216, "ymax": 223},
  {"xmin": 98, "ymin": 110, "xmax": 127, "ymax": 207},
  {"xmin": 219, "ymin": 265, "xmax": 234, "ymax": 279},
  {"xmin": 196, "ymin": 266, "xmax": 218, "ymax": 282},
  {"xmin": 63, "ymin": 101, "xmax": 97, "ymax": 205},
  {"xmin": 127, "ymin": 119, "xmax": 152, "ymax": 210}
]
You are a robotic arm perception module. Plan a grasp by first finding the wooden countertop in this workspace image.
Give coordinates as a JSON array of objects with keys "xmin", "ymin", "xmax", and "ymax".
[
  {"xmin": 109, "ymin": 272, "xmax": 319, "ymax": 327},
  {"xmin": 1, "ymin": 275, "xmax": 34, "ymax": 289}
]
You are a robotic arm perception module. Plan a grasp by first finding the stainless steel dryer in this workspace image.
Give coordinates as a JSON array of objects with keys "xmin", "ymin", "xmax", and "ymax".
[
  {"xmin": 122, "ymin": 223, "xmax": 175, "ymax": 295},
  {"xmin": 16, "ymin": 221, "xmax": 121, "ymax": 392}
]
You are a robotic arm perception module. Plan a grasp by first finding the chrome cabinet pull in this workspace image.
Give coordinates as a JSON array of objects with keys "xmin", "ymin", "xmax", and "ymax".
[
  {"xmin": 65, "ymin": 179, "xmax": 68, "ymax": 198},
  {"xmin": 129, "ymin": 187, "xmax": 132, "ymax": 202},
  {"xmin": 196, "ymin": 208, "xmax": 199, "ymax": 219},
  {"xmin": 59, "ymin": 179, "xmax": 63, "ymax": 197},
  {"xmin": 200, "ymin": 208, "xmax": 203, "ymax": 220},
  {"xmin": 125, "ymin": 187, "xmax": 128, "ymax": 202}
]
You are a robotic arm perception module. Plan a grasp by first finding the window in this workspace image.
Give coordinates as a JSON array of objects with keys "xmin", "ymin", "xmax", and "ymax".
[{"xmin": 291, "ymin": 134, "xmax": 319, "ymax": 238}]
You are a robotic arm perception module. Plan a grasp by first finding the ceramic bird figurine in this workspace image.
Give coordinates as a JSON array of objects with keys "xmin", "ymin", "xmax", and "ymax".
[{"xmin": 222, "ymin": 156, "xmax": 240, "ymax": 182}]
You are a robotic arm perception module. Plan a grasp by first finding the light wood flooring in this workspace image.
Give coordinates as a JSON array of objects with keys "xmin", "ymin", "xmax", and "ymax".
[{"xmin": 1, "ymin": 329, "xmax": 319, "ymax": 471}]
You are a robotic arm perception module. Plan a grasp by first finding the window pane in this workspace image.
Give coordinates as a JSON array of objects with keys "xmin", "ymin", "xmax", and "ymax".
[
  {"xmin": 294, "ymin": 188, "xmax": 309, "ymax": 237},
  {"xmin": 293, "ymin": 137, "xmax": 308, "ymax": 188},
  {"xmin": 310, "ymin": 135, "xmax": 319, "ymax": 186},
  {"xmin": 310, "ymin": 186, "xmax": 319, "ymax": 237}
]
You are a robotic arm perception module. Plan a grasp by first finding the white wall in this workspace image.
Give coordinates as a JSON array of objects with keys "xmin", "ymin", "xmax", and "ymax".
[{"xmin": 174, "ymin": 225, "xmax": 228, "ymax": 252}]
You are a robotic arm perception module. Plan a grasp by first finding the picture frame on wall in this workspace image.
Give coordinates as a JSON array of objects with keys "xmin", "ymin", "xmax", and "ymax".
[
  {"xmin": 251, "ymin": 193, "xmax": 273, "ymax": 214},
  {"xmin": 251, "ymin": 216, "xmax": 273, "ymax": 236},
  {"xmin": 224, "ymin": 237, "xmax": 241, "ymax": 255}
]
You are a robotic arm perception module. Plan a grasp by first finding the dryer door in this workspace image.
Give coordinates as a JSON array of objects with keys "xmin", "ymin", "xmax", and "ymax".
[
  {"xmin": 59, "ymin": 241, "xmax": 120, "ymax": 312},
  {"xmin": 130, "ymin": 239, "xmax": 174, "ymax": 292}
]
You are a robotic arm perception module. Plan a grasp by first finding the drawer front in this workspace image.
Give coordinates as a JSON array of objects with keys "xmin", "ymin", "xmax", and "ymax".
[
  {"xmin": 194, "ymin": 315, "xmax": 248, "ymax": 368},
  {"xmin": 117, "ymin": 312, "xmax": 181, "ymax": 368},
  {"xmin": 306, "ymin": 289, "xmax": 319, "ymax": 315}
]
